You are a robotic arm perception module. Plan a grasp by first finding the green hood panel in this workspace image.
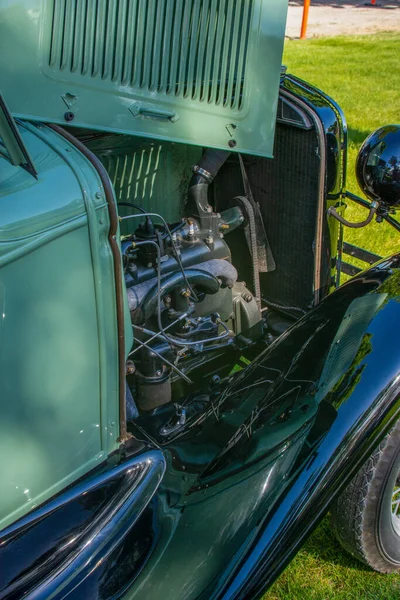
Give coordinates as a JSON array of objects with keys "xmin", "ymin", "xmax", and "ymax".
[{"xmin": 0, "ymin": 0, "xmax": 288, "ymax": 158}]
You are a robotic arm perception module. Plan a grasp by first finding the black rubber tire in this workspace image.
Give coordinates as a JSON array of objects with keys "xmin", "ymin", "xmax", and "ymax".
[{"xmin": 331, "ymin": 420, "xmax": 400, "ymax": 573}]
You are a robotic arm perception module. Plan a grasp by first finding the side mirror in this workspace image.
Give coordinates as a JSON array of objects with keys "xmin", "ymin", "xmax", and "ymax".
[{"xmin": 356, "ymin": 125, "xmax": 400, "ymax": 210}]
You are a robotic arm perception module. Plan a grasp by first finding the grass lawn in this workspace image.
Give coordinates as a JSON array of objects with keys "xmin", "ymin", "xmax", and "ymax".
[
  {"xmin": 264, "ymin": 33, "xmax": 400, "ymax": 600},
  {"xmin": 264, "ymin": 518, "xmax": 400, "ymax": 600},
  {"xmin": 284, "ymin": 33, "xmax": 400, "ymax": 268}
]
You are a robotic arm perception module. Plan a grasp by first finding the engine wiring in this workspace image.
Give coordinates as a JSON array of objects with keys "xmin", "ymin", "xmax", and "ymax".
[
  {"xmin": 120, "ymin": 211, "xmax": 199, "ymax": 301},
  {"xmin": 126, "ymin": 215, "xmax": 233, "ymax": 383},
  {"xmin": 130, "ymin": 238, "xmax": 231, "ymax": 348},
  {"xmin": 118, "ymin": 201, "xmax": 147, "ymax": 214},
  {"xmin": 131, "ymin": 324, "xmax": 193, "ymax": 384}
]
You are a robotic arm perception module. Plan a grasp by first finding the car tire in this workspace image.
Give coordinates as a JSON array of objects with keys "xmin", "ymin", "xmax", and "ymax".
[{"xmin": 331, "ymin": 420, "xmax": 400, "ymax": 573}]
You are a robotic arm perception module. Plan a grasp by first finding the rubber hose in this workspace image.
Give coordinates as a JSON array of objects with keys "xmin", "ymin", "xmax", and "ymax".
[
  {"xmin": 189, "ymin": 149, "xmax": 231, "ymax": 187},
  {"xmin": 188, "ymin": 149, "xmax": 230, "ymax": 216},
  {"xmin": 328, "ymin": 205, "xmax": 377, "ymax": 228}
]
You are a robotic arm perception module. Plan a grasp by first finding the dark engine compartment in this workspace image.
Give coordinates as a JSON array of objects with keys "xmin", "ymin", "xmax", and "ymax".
[
  {"xmin": 75, "ymin": 94, "xmax": 328, "ymax": 426},
  {"xmin": 119, "ymin": 146, "xmax": 267, "ymax": 415}
]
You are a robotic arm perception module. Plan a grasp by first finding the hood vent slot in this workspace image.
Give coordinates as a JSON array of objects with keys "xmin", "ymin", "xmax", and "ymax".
[
  {"xmin": 49, "ymin": 0, "xmax": 253, "ymax": 110},
  {"xmin": 1, "ymin": 0, "xmax": 287, "ymax": 156}
]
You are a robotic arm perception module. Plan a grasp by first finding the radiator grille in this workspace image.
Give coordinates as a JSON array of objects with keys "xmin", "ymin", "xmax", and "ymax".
[
  {"xmin": 214, "ymin": 122, "xmax": 325, "ymax": 314},
  {"xmin": 248, "ymin": 124, "xmax": 321, "ymax": 312},
  {"xmin": 48, "ymin": 0, "xmax": 253, "ymax": 109}
]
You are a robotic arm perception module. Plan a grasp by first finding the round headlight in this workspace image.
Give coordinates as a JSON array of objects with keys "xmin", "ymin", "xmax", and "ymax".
[{"xmin": 356, "ymin": 125, "xmax": 400, "ymax": 209}]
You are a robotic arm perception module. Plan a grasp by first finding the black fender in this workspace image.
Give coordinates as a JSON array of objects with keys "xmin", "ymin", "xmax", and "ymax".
[
  {"xmin": 120, "ymin": 254, "xmax": 400, "ymax": 600},
  {"xmin": 214, "ymin": 254, "xmax": 400, "ymax": 599}
]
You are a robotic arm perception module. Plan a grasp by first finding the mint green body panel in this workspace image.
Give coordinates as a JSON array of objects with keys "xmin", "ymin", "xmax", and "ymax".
[
  {"xmin": 85, "ymin": 134, "xmax": 200, "ymax": 231},
  {"xmin": 0, "ymin": 123, "xmax": 130, "ymax": 529},
  {"xmin": 0, "ymin": 0, "xmax": 288, "ymax": 158}
]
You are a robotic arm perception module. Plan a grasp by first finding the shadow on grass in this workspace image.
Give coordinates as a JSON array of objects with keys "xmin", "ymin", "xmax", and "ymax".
[
  {"xmin": 348, "ymin": 127, "xmax": 373, "ymax": 146},
  {"xmin": 300, "ymin": 516, "xmax": 371, "ymax": 572}
]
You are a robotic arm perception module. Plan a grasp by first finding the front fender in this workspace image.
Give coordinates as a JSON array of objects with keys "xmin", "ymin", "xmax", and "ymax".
[
  {"xmin": 120, "ymin": 255, "xmax": 400, "ymax": 600},
  {"xmin": 217, "ymin": 254, "xmax": 400, "ymax": 599}
]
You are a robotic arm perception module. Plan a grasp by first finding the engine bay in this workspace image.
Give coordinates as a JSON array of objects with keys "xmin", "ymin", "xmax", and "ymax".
[
  {"xmin": 76, "ymin": 127, "xmax": 317, "ymax": 426},
  {"xmin": 120, "ymin": 146, "xmax": 269, "ymax": 416}
]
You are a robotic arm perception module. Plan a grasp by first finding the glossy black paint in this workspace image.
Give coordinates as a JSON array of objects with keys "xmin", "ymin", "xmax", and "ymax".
[
  {"xmin": 217, "ymin": 264, "xmax": 400, "ymax": 599},
  {"xmin": 0, "ymin": 442, "xmax": 165, "ymax": 600},
  {"xmin": 121, "ymin": 255, "xmax": 400, "ymax": 600},
  {"xmin": 356, "ymin": 124, "xmax": 400, "ymax": 208}
]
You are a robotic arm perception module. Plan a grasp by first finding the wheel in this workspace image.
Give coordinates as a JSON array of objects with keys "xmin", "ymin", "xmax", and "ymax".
[{"xmin": 331, "ymin": 420, "xmax": 400, "ymax": 573}]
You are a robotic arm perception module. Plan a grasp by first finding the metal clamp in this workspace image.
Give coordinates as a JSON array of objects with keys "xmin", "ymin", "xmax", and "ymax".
[{"xmin": 192, "ymin": 165, "xmax": 213, "ymax": 183}]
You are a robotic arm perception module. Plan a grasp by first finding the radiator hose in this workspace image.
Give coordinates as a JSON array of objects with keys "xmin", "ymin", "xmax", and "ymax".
[{"xmin": 188, "ymin": 149, "xmax": 230, "ymax": 218}]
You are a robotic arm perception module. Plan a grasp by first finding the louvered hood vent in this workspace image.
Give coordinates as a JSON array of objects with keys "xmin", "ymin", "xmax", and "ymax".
[
  {"xmin": 1, "ymin": 0, "xmax": 288, "ymax": 157},
  {"xmin": 50, "ymin": 0, "xmax": 251, "ymax": 110}
]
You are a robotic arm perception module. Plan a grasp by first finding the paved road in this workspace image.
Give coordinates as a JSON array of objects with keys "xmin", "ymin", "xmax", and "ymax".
[{"xmin": 286, "ymin": 0, "xmax": 400, "ymax": 37}]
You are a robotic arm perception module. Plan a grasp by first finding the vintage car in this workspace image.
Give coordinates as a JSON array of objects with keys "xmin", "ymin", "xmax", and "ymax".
[{"xmin": 1, "ymin": 1, "xmax": 400, "ymax": 598}]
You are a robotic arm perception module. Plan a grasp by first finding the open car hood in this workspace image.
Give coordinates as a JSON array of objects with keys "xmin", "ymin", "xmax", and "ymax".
[{"xmin": 0, "ymin": 0, "xmax": 288, "ymax": 158}]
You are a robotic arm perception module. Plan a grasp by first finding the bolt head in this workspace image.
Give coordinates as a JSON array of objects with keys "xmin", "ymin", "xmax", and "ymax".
[{"xmin": 126, "ymin": 361, "xmax": 136, "ymax": 375}]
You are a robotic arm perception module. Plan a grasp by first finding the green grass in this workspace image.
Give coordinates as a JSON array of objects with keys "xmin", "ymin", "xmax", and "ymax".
[
  {"xmin": 264, "ymin": 518, "xmax": 400, "ymax": 600},
  {"xmin": 282, "ymin": 33, "xmax": 400, "ymax": 266},
  {"xmin": 263, "ymin": 33, "xmax": 400, "ymax": 600}
]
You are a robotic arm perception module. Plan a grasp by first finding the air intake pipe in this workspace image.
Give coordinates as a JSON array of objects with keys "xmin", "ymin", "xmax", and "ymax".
[{"xmin": 188, "ymin": 149, "xmax": 230, "ymax": 233}]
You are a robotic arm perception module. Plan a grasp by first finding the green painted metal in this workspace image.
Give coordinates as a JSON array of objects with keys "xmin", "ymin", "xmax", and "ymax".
[
  {"xmin": 86, "ymin": 135, "xmax": 200, "ymax": 232},
  {"xmin": 0, "ymin": 95, "xmax": 36, "ymax": 175},
  {"xmin": 0, "ymin": 122, "xmax": 128, "ymax": 530},
  {"xmin": 0, "ymin": 0, "xmax": 288, "ymax": 158}
]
